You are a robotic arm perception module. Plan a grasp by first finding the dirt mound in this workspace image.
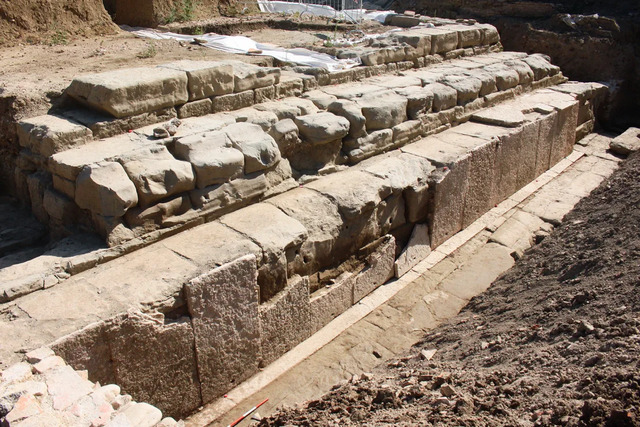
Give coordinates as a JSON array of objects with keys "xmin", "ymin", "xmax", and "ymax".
[
  {"xmin": 261, "ymin": 150, "xmax": 640, "ymax": 426},
  {"xmin": 0, "ymin": 0, "xmax": 118, "ymax": 46}
]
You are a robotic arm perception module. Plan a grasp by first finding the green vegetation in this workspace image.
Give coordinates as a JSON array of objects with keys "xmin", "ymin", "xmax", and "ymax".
[
  {"xmin": 49, "ymin": 30, "xmax": 68, "ymax": 46},
  {"xmin": 137, "ymin": 42, "xmax": 157, "ymax": 59},
  {"xmin": 165, "ymin": 0, "xmax": 197, "ymax": 23}
]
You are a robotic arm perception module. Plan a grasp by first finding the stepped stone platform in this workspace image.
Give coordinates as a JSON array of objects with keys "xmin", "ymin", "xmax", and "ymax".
[{"xmin": 2, "ymin": 20, "xmax": 613, "ymax": 423}]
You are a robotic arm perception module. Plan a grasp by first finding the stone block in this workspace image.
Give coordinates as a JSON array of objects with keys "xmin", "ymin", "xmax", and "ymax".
[
  {"xmin": 391, "ymin": 31, "xmax": 431, "ymax": 57},
  {"xmin": 472, "ymin": 106, "xmax": 526, "ymax": 128},
  {"xmin": 294, "ymin": 112, "xmax": 350, "ymax": 145},
  {"xmin": 67, "ymin": 67, "xmax": 189, "ymax": 118},
  {"xmin": 44, "ymin": 365, "xmax": 94, "ymax": 410},
  {"xmin": 107, "ymin": 311, "xmax": 201, "ymax": 418},
  {"xmin": 43, "ymin": 189, "xmax": 77, "ymax": 223},
  {"xmin": 506, "ymin": 60, "xmax": 534, "ymax": 86},
  {"xmin": 119, "ymin": 145, "xmax": 195, "ymax": 207},
  {"xmin": 610, "ymin": 127, "xmax": 640, "ymax": 156},
  {"xmin": 254, "ymin": 101, "xmax": 301, "ymax": 120},
  {"xmin": 356, "ymin": 90, "xmax": 408, "ymax": 131},
  {"xmin": 17, "ymin": 115, "xmax": 93, "ymax": 157},
  {"xmin": 25, "ymin": 347, "xmax": 55, "ymax": 364},
  {"xmin": 223, "ymin": 122, "xmax": 281, "ymax": 173},
  {"xmin": 420, "ymin": 28, "xmax": 459, "ymax": 54},
  {"xmin": 266, "ymin": 188, "xmax": 342, "ymax": 274},
  {"xmin": 177, "ymin": 98, "xmax": 213, "ymax": 119},
  {"xmin": 120, "ymin": 402, "xmax": 163, "ymax": 427},
  {"xmin": 310, "ymin": 272, "xmax": 355, "ymax": 333},
  {"xmin": 485, "ymin": 64, "xmax": 520, "ymax": 91},
  {"xmin": 75, "ymin": 162, "xmax": 138, "ymax": 217},
  {"xmin": 386, "ymin": 14, "xmax": 421, "ymax": 27},
  {"xmin": 27, "ymin": 172, "xmax": 50, "ymax": 223},
  {"xmin": 159, "ymin": 60, "xmax": 234, "ymax": 100},
  {"xmin": 64, "ymin": 106, "xmax": 178, "ymax": 139},
  {"xmin": 440, "ymin": 75, "xmax": 482, "ymax": 106},
  {"xmin": 394, "ymin": 87, "xmax": 434, "ymax": 119},
  {"xmin": 327, "ymin": 100, "xmax": 366, "ymax": 138},
  {"xmin": 369, "ymin": 75, "xmax": 423, "ymax": 89},
  {"xmin": 212, "ymin": 90, "xmax": 254, "ymax": 113},
  {"xmin": 269, "ymin": 118, "xmax": 300, "ymax": 156},
  {"xmin": 478, "ymin": 24, "xmax": 500, "ymax": 45},
  {"xmin": 353, "ymin": 235, "xmax": 396, "ymax": 302},
  {"xmin": 185, "ymin": 255, "xmax": 260, "ymax": 403},
  {"xmin": 392, "ymin": 120, "xmax": 423, "ymax": 147},
  {"xmin": 448, "ymin": 25, "xmax": 483, "ymax": 48},
  {"xmin": 521, "ymin": 54, "xmax": 555, "ymax": 80},
  {"xmin": 259, "ymin": 275, "xmax": 311, "ymax": 365},
  {"xmin": 425, "ymin": 83, "xmax": 457, "ymax": 112},
  {"xmin": 303, "ymin": 90, "xmax": 338, "ymax": 110},
  {"xmin": 275, "ymin": 76, "xmax": 304, "ymax": 98},
  {"xmin": 224, "ymin": 61, "xmax": 281, "ymax": 92},
  {"xmin": 344, "ymin": 129, "xmax": 394, "ymax": 163},
  {"xmin": 254, "ymin": 85, "xmax": 276, "ymax": 103},
  {"xmin": 395, "ymin": 223, "xmax": 431, "ymax": 277},
  {"xmin": 189, "ymin": 174, "xmax": 268, "ymax": 211},
  {"xmin": 125, "ymin": 194, "xmax": 192, "ymax": 228},
  {"xmin": 174, "ymin": 131, "xmax": 244, "ymax": 188},
  {"xmin": 231, "ymin": 108, "xmax": 279, "ymax": 131}
]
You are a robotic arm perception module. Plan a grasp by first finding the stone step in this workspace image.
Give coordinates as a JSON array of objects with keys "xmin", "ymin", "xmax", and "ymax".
[
  {"xmin": 19, "ymin": 51, "xmax": 579, "ymax": 252},
  {"xmin": 1, "ymin": 82, "xmax": 596, "ymax": 420}
]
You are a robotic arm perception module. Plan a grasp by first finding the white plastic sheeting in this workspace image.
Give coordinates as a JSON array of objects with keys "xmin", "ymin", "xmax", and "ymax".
[
  {"xmin": 129, "ymin": 28, "xmax": 361, "ymax": 72},
  {"xmin": 257, "ymin": 0, "xmax": 364, "ymax": 23}
]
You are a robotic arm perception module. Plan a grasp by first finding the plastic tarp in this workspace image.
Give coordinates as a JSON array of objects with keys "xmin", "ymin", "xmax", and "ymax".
[
  {"xmin": 128, "ymin": 27, "xmax": 361, "ymax": 72},
  {"xmin": 257, "ymin": 0, "xmax": 364, "ymax": 23}
]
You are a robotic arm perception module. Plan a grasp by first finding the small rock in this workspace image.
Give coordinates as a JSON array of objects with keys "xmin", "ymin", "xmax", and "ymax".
[
  {"xmin": 164, "ymin": 124, "xmax": 179, "ymax": 136},
  {"xmin": 440, "ymin": 384, "xmax": 457, "ymax": 397},
  {"xmin": 420, "ymin": 349, "xmax": 437, "ymax": 360},
  {"xmin": 153, "ymin": 127, "xmax": 170, "ymax": 139},
  {"xmin": 33, "ymin": 355, "xmax": 65, "ymax": 374},
  {"xmin": 170, "ymin": 118, "xmax": 182, "ymax": 128},
  {"xmin": 577, "ymin": 320, "xmax": 595, "ymax": 336},
  {"xmin": 5, "ymin": 394, "xmax": 43, "ymax": 423},
  {"xmin": 1, "ymin": 362, "xmax": 33, "ymax": 384},
  {"xmin": 111, "ymin": 394, "xmax": 132, "ymax": 410}
]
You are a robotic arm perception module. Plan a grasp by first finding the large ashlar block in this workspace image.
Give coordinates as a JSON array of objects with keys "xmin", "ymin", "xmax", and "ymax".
[
  {"xmin": 119, "ymin": 145, "xmax": 195, "ymax": 207},
  {"xmin": 266, "ymin": 188, "xmax": 342, "ymax": 275},
  {"xmin": 223, "ymin": 123, "xmax": 282, "ymax": 173},
  {"xmin": 353, "ymin": 235, "xmax": 396, "ymax": 302},
  {"xmin": 17, "ymin": 115, "xmax": 93, "ymax": 157},
  {"xmin": 212, "ymin": 90, "xmax": 254, "ymax": 113},
  {"xmin": 174, "ymin": 130, "xmax": 244, "ymax": 189},
  {"xmin": 419, "ymin": 28, "xmax": 459, "ymax": 54},
  {"xmin": 223, "ymin": 61, "xmax": 281, "ymax": 92},
  {"xmin": 67, "ymin": 67, "xmax": 189, "ymax": 118},
  {"xmin": 259, "ymin": 275, "xmax": 312, "ymax": 365},
  {"xmin": 159, "ymin": 61, "xmax": 234, "ymax": 100},
  {"xmin": 356, "ymin": 90, "xmax": 408, "ymax": 131},
  {"xmin": 107, "ymin": 311, "xmax": 202, "ymax": 418},
  {"xmin": 294, "ymin": 112, "xmax": 350, "ymax": 145},
  {"xmin": 185, "ymin": 255, "xmax": 260, "ymax": 404},
  {"xmin": 310, "ymin": 272, "xmax": 355, "ymax": 333},
  {"xmin": 402, "ymin": 137, "xmax": 471, "ymax": 248},
  {"xmin": 75, "ymin": 161, "xmax": 138, "ymax": 217},
  {"xmin": 390, "ymin": 31, "xmax": 431, "ymax": 57}
]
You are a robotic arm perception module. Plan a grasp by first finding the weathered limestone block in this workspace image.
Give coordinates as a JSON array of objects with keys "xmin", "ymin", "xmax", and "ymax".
[
  {"xmin": 522, "ymin": 54, "xmax": 557, "ymax": 80},
  {"xmin": 485, "ymin": 64, "xmax": 520, "ymax": 91},
  {"xmin": 67, "ymin": 68, "xmax": 189, "ymax": 118},
  {"xmin": 320, "ymin": 83, "xmax": 383, "ymax": 100},
  {"xmin": 445, "ymin": 24, "xmax": 483, "ymax": 48},
  {"xmin": 610, "ymin": 127, "xmax": 640, "ymax": 156},
  {"xmin": 211, "ymin": 90, "xmax": 254, "ymax": 113},
  {"xmin": 281, "ymin": 98, "xmax": 319, "ymax": 116},
  {"xmin": 420, "ymin": 28, "xmax": 459, "ymax": 54},
  {"xmin": 294, "ymin": 112, "xmax": 350, "ymax": 145},
  {"xmin": 254, "ymin": 101, "xmax": 301, "ymax": 120},
  {"xmin": 185, "ymin": 255, "xmax": 260, "ymax": 404},
  {"xmin": 177, "ymin": 98, "xmax": 213, "ymax": 119},
  {"xmin": 440, "ymin": 75, "xmax": 483, "ymax": 106},
  {"xmin": 344, "ymin": 129, "xmax": 394, "ymax": 163},
  {"xmin": 472, "ymin": 106, "xmax": 526, "ymax": 128},
  {"xmin": 27, "ymin": 172, "xmax": 51, "ymax": 223},
  {"xmin": 463, "ymin": 69, "xmax": 497, "ymax": 96},
  {"xmin": 230, "ymin": 108, "xmax": 278, "ymax": 131},
  {"xmin": 254, "ymin": 85, "xmax": 276, "ymax": 103},
  {"xmin": 220, "ymin": 204, "xmax": 308, "ymax": 300},
  {"xmin": 369, "ymin": 75, "xmax": 423, "ymax": 89},
  {"xmin": 276, "ymin": 75, "xmax": 304, "ymax": 98},
  {"xmin": 119, "ymin": 145, "xmax": 195, "ymax": 207},
  {"xmin": 174, "ymin": 131, "xmax": 244, "ymax": 189},
  {"xmin": 356, "ymin": 91, "xmax": 408, "ymax": 131},
  {"xmin": 506, "ymin": 60, "xmax": 535, "ymax": 86},
  {"xmin": 125, "ymin": 194, "xmax": 192, "ymax": 228},
  {"xmin": 266, "ymin": 188, "xmax": 342, "ymax": 274},
  {"xmin": 310, "ymin": 272, "xmax": 355, "ymax": 333},
  {"xmin": 394, "ymin": 87, "xmax": 434, "ymax": 119},
  {"xmin": 223, "ymin": 123, "xmax": 281, "ymax": 173},
  {"xmin": 395, "ymin": 223, "xmax": 431, "ymax": 278},
  {"xmin": 189, "ymin": 173, "xmax": 268, "ymax": 211},
  {"xmin": 425, "ymin": 83, "xmax": 458, "ymax": 112},
  {"xmin": 259, "ymin": 275, "xmax": 312, "ymax": 365},
  {"xmin": 360, "ymin": 151, "xmax": 434, "ymax": 195},
  {"xmin": 91, "ymin": 214, "xmax": 135, "ymax": 247},
  {"xmin": 392, "ymin": 120, "xmax": 423, "ymax": 147},
  {"xmin": 44, "ymin": 365, "xmax": 95, "ymax": 411},
  {"xmin": 17, "ymin": 115, "xmax": 93, "ymax": 157},
  {"xmin": 360, "ymin": 47, "xmax": 406, "ymax": 66},
  {"xmin": 386, "ymin": 14, "xmax": 421, "ymax": 27},
  {"xmin": 390, "ymin": 31, "xmax": 431, "ymax": 57},
  {"xmin": 75, "ymin": 162, "xmax": 138, "ymax": 217},
  {"xmin": 224, "ymin": 61, "xmax": 281, "ymax": 92},
  {"xmin": 168, "ymin": 113, "xmax": 236, "ymax": 137},
  {"xmin": 326, "ymin": 100, "xmax": 366, "ymax": 139},
  {"xmin": 302, "ymin": 90, "xmax": 338, "ymax": 110},
  {"xmin": 159, "ymin": 61, "xmax": 234, "ymax": 100},
  {"xmin": 402, "ymin": 136, "xmax": 471, "ymax": 247},
  {"xmin": 269, "ymin": 119, "xmax": 300, "ymax": 156},
  {"xmin": 107, "ymin": 311, "xmax": 201, "ymax": 418},
  {"xmin": 353, "ymin": 235, "xmax": 396, "ymax": 302},
  {"xmin": 478, "ymin": 24, "xmax": 500, "ymax": 45},
  {"xmin": 44, "ymin": 189, "xmax": 77, "ymax": 223}
]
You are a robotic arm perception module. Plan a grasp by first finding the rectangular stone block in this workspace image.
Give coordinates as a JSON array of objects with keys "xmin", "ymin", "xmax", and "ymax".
[
  {"xmin": 223, "ymin": 61, "xmax": 281, "ymax": 92},
  {"xmin": 353, "ymin": 235, "xmax": 396, "ymax": 302},
  {"xmin": 395, "ymin": 223, "xmax": 431, "ymax": 277},
  {"xmin": 52, "ymin": 174, "xmax": 75, "ymax": 199},
  {"xmin": 276, "ymin": 76, "xmax": 304, "ymax": 99},
  {"xmin": 421, "ymin": 28, "xmax": 459, "ymax": 54},
  {"xmin": 259, "ymin": 275, "xmax": 312, "ymax": 365},
  {"xmin": 67, "ymin": 67, "xmax": 189, "ymax": 118},
  {"xmin": 185, "ymin": 255, "xmax": 260, "ymax": 404},
  {"xmin": 107, "ymin": 311, "xmax": 202, "ymax": 418},
  {"xmin": 310, "ymin": 272, "xmax": 355, "ymax": 333},
  {"xmin": 17, "ymin": 115, "xmax": 93, "ymax": 157},
  {"xmin": 159, "ymin": 61, "xmax": 234, "ymax": 100},
  {"xmin": 177, "ymin": 98, "xmax": 213, "ymax": 119},
  {"xmin": 212, "ymin": 90, "xmax": 254, "ymax": 113},
  {"xmin": 254, "ymin": 85, "xmax": 276, "ymax": 103},
  {"xmin": 63, "ymin": 106, "xmax": 177, "ymax": 139}
]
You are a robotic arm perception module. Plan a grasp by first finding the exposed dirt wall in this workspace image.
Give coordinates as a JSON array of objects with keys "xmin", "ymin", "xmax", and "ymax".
[{"xmin": 0, "ymin": 0, "xmax": 118, "ymax": 46}]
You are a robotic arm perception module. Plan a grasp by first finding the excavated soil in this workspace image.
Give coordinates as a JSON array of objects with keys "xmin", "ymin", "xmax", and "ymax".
[{"xmin": 261, "ymin": 151, "xmax": 640, "ymax": 426}]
